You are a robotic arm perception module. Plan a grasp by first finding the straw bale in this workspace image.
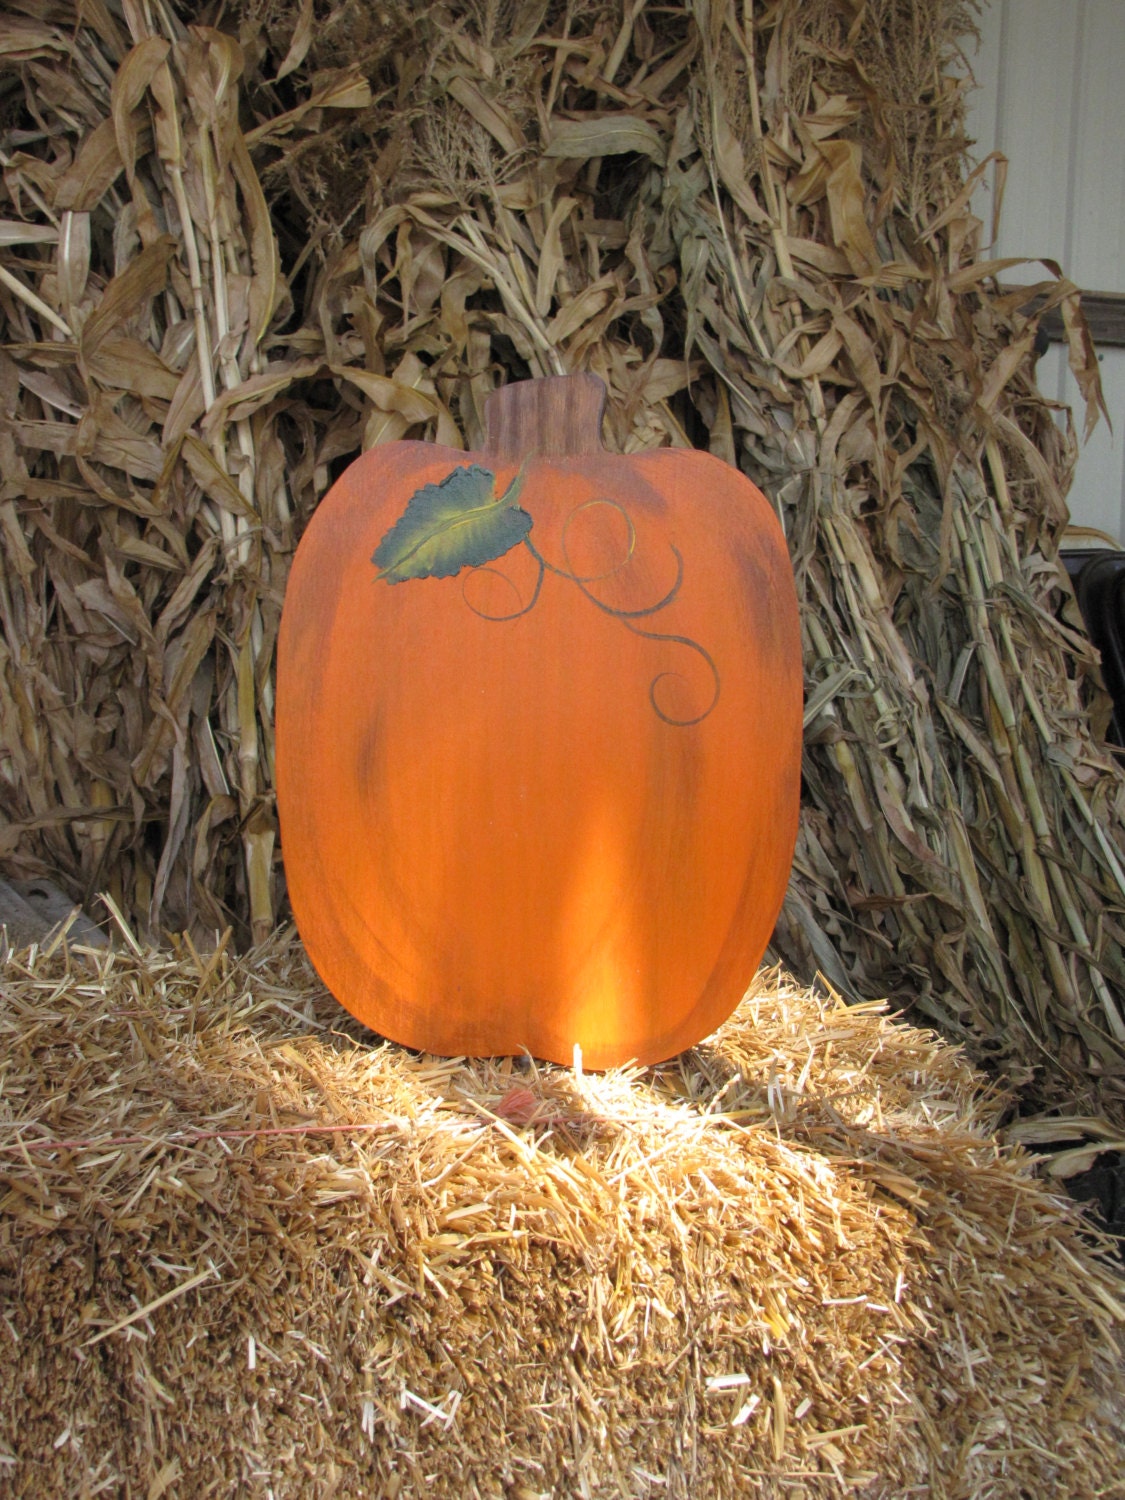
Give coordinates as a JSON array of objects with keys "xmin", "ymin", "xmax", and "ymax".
[
  {"xmin": 2, "ymin": 1, "xmax": 1125, "ymax": 1116},
  {"xmin": 0, "ymin": 936, "xmax": 1122, "ymax": 1497}
]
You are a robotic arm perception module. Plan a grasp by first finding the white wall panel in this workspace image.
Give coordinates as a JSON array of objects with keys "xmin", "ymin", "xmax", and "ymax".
[
  {"xmin": 967, "ymin": 0, "xmax": 1125, "ymax": 540},
  {"xmin": 1038, "ymin": 340, "xmax": 1068, "ymax": 407},
  {"xmin": 1071, "ymin": 1, "xmax": 1125, "ymax": 292},
  {"xmin": 987, "ymin": 0, "xmax": 1081, "ymax": 272},
  {"xmin": 1072, "ymin": 351, "xmax": 1125, "ymax": 541},
  {"xmin": 964, "ymin": 0, "xmax": 1002, "ymax": 241}
]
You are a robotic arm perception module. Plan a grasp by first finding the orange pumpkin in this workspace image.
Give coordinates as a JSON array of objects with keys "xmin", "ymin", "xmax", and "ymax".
[{"xmin": 276, "ymin": 374, "xmax": 802, "ymax": 1067}]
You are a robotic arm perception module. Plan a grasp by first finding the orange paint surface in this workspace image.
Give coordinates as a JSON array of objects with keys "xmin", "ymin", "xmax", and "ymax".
[{"xmin": 276, "ymin": 441, "xmax": 802, "ymax": 1067}]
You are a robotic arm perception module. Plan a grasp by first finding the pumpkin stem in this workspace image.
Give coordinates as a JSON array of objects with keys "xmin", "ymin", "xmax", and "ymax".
[{"xmin": 485, "ymin": 373, "xmax": 607, "ymax": 462}]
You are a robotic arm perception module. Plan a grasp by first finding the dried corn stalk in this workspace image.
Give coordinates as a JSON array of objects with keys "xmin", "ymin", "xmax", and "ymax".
[{"xmin": 1, "ymin": 0, "xmax": 1123, "ymax": 1114}]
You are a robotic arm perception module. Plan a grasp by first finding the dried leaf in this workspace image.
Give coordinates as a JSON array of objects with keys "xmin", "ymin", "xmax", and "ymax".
[
  {"xmin": 110, "ymin": 36, "xmax": 171, "ymax": 184},
  {"xmin": 446, "ymin": 75, "xmax": 526, "ymax": 155},
  {"xmin": 274, "ymin": 0, "xmax": 314, "ymax": 82},
  {"xmin": 79, "ymin": 234, "xmax": 176, "ymax": 357},
  {"xmin": 546, "ymin": 117, "xmax": 667, "ymax": 164},
  {"xmin": 54, "ymin": 117, "xmax": 131, "ymax": 212},
  {"xmin": 820, "ymin": 141, "xmax": 879, "ymax": 277}
]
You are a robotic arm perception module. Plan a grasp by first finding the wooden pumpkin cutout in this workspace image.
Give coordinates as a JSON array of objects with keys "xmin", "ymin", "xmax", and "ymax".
[{"xmin": 276, "ymin": 374, "xmax": 802, "ymax": 1067}]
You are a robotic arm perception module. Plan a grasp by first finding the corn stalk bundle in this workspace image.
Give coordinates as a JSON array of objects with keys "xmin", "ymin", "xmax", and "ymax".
[{"xmin": 1, "ymin": 0, "xmax": 1123, "ymax": 1114}]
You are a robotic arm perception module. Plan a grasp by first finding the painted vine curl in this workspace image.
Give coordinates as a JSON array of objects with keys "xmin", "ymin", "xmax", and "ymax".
[{"xmin": 468, "ymin": 496, "xmax": 720, "ymax": 727}]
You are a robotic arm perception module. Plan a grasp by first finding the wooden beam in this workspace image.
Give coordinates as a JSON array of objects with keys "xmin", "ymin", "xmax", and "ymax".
[{"xmin": 1002, "ymin": 288, "xmax": 1125, "ymax": 348}]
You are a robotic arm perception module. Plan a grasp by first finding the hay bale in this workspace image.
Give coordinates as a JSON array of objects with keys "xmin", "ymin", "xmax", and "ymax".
[{"xmin": 1, "ymin": 937, "xmax": 1121, "ymax": 1496}]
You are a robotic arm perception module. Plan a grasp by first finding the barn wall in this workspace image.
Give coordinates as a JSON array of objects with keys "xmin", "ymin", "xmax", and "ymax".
[{"xmin": 965, "ymin": 0, "xmax": 1125, "ymax": 541}]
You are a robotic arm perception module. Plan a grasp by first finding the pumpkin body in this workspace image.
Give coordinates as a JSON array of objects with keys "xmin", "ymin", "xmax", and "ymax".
[{"xmin": 276, "ymin": 377, "xmax": 802, "ymax": 1067}]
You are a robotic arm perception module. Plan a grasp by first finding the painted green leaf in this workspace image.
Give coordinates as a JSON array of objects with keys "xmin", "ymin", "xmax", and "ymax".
[{"xmin": 372, "ymin": 464, "xmax": 531, "ymax": 583}]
